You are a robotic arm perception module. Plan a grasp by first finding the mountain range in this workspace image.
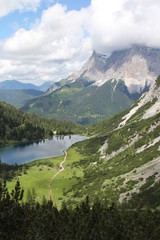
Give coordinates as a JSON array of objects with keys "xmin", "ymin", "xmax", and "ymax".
[
  {"xmin": 1, "ymin": 47, "xmax": 160, "ymax": 210},
  {"xmin": 22, "ymin": 45, "xmax": 160, "ymax": 124},
  {"xmin": 0, "ymin": 80, "xmax": 54, "ymax": 92},
  {"xmin": 0, "ymin": 80, "xmax": 54, "ymax": 108}
]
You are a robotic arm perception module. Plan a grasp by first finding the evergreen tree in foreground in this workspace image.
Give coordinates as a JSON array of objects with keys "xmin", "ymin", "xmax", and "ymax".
[{"xmin": 0, "ymin": 181, "xmax": 160, "ymax": 239}]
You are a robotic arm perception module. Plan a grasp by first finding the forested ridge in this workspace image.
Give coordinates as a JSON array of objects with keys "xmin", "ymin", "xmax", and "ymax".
[
  {"xmin": 0, "ymin": 181, "xmax": 160, "ymax": 240},
  {"xmin": 0, "ymin": 102, "xmax": 84, "ymax": 146}
]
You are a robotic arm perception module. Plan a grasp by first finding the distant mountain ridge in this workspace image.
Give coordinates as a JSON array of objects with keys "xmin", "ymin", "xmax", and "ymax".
[
  {"xmin": 0, "ymin": 80, "xmax": 54, "ymax": 92},
  {"xmin": 0, "ymin": 80, "xmax": 55, "ymax": 108},
  {"xmin": 0, "ymin": 89, "xmax": 44, "ymax": 108},
  {"xmin": 0, "ymin": 80, "xmax": 40, "ymax": 91}
]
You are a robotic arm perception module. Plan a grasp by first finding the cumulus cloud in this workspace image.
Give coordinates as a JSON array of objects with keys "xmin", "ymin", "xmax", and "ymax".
[
  {"xmin": 0, "ymin": 3, "xmax": 92, "ymax": 83},
  {"xmin": 0, "ymin": 0, "xmax": 160, "ymax": 84},
  {"xmin": 87, "ymin": 0, "xmax": 160, "ymax": 54},
  {"xmin": 0, "ymin": 0, "xmax": 41, "ymax": 17}
]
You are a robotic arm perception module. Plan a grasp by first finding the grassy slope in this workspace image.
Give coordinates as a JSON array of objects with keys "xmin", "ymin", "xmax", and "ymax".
[{"xmin": 7, "ymin": 156, "xmax": 63, "ymax": 203}]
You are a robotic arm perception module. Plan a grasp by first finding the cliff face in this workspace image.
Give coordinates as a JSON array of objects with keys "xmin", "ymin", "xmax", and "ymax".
[{"xmin": 68, "ymin": 46, "xmax": 160, "ymax": 93}]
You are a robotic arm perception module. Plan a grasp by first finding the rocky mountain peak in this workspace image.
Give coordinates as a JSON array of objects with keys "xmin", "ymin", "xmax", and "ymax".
[
  {"xmin": 67, "ymin": 45, "xmax": 160, "ymax": 94},
  {"xmin": 67, "ymin": 50, "xmax": 107, "ymax": 83}
]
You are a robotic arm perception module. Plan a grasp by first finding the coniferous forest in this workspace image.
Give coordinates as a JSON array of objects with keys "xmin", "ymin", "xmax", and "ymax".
[
  {"xmin": 0, "ymin": 102, "xmax": 84, "ymax": 146},
  {"xmin": 1, "ymin": 180, "xmax": 160, "ymax": 240}
]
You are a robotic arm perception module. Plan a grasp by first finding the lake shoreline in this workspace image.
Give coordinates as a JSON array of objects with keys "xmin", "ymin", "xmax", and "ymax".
[{"xmin": 0, "ymin": 135, "xmax": 87, "ymax": 165}]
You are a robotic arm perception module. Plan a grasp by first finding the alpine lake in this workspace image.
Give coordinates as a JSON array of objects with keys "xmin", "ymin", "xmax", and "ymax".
[{"xmin": 0, "ymin": 135, "xmax": 86, "ymax": 165}]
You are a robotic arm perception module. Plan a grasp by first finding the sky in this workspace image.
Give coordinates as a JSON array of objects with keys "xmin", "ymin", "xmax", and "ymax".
[{"xmin": 0, "ymin": 0, "xmax": 160, "ymax": 85}]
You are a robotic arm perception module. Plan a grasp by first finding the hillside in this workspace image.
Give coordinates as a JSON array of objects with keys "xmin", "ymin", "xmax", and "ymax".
[
  {"xmin": 0, "ymin": 80, "xmax": 56, "ymax": 108},
  {"xmin": 59, "ymin": 76, "xmax": 160, "ymax": 208},
  {"xmin": 0, "ymin": 80, "xmax": 55, "ymax": 108},
  {"xmin": 22, "ymin": 79, "xmax": 137, "ymax": 124},
  {"xmin": 8, "ymin": 76, "xmax": 160, "ymax": 211},
  {"xmin": 0, "ymin": 89, "xmax": 44, "ymax": 108},
  {"xmin": 22, "ymin": 45, "xmax": 160, "ymax": 124},
  {"xmin": 0, "ymin": 102, "xmax": 84, "ymax": 146}
]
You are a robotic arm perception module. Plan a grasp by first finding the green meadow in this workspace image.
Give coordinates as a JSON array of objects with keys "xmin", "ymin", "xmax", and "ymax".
[{"xmin": 7, "ymin": 146, "xmax": 84, "ymax": 209}]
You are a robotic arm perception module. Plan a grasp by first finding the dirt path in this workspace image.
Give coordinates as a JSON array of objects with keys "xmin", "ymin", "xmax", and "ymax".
[{"xmin": 48, "ymin": 150, "xmax": 67, "ymax": 200}]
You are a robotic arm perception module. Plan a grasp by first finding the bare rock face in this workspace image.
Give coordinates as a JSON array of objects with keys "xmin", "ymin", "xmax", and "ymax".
[
  {"xmin": 118, "ymin": 77, "xmax": 160, "ymax": 127},
  {"xmin": 68, "ymin": 45, "xmax": 160, "ymax": 94},
  {"xmin": 67, "ymin": 50, "xmax": 107, "ymax": 82}
]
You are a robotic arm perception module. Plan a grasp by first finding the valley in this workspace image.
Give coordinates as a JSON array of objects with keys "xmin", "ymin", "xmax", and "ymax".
[
  {"xmin": 3, "ymin": 76, "xmax": 160, "ymax": 210},
  {"xmin": 0, "ymin": 71, "xmax": 160, "ymax": 240},
  {"xmin": 1, "ymin": 1, "xmax": 160, "ymax": 238}
]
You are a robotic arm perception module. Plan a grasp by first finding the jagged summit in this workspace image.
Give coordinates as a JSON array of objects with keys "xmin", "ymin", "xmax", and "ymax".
[
  {"xmin": 68, "ymin": 45, "xmax": 160, "ymax": 94},
  {"xmin": 67, "ymin": 50, "xmax": 107, "ymax": 83}
]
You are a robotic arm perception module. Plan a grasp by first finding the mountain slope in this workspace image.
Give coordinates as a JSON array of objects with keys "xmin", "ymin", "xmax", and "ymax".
[
  {"xmin": 0, "ymin": 89, "xmax": 44, "ymax": 108},
  {"xmin": 0, "ymin": 102, "xmax": 85, "ymax": 146},
  {"xmin": 22, "ymin": 79, "xmax": 137, "ymax": 124},
  {"xmin": 0, "ymin": 80, "xmax": 56, "ymax": 108},
  {"xmin": 63, "ymin": 77, "xmax": 160, "ymax": 208}
]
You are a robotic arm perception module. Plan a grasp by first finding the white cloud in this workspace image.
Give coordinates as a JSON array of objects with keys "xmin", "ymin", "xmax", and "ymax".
[
  {"xmin": 87, "ymin": 0, "xmax": 160, "ymax": 54},
  {"xmin": 0, "ymin": 0, "xmax": 41, "ymax": 17},
  {"xmin": 0, "ymin": 0, "xmax": 160, "ymax": 84},
  {"xmin": 0, "ymin": 3, "xmax": 92, "ymax": 84}
]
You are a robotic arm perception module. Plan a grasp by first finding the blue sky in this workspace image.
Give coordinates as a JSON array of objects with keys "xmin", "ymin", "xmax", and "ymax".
[
  {"xmin": 0, "ymin": 0, "xmax": 159, "ymax": 84},
  {"xmin": 0, "ymin": 0, "xmax": 91, "ymax": 40}
]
